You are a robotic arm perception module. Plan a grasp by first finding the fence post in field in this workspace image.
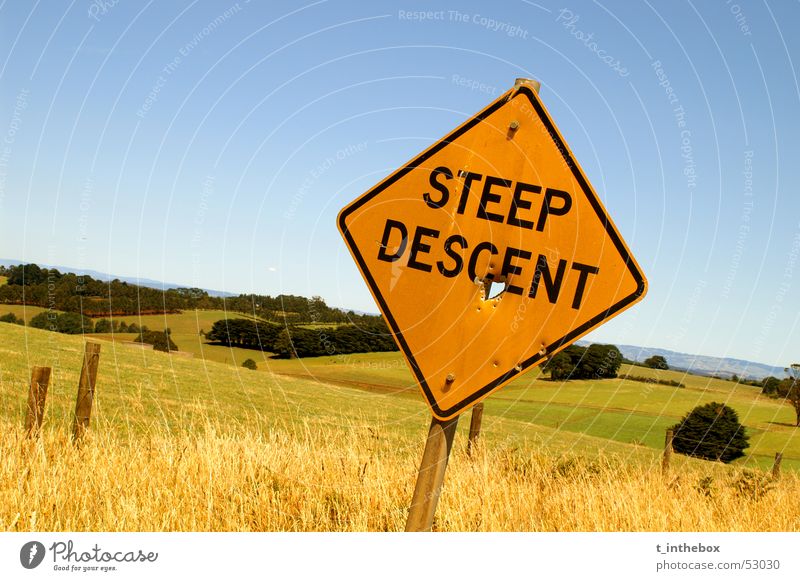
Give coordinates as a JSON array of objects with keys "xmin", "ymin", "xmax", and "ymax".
[
  {"xmin": 662, "ymin": 428, "xmax": 674, "ymax": 474},
  {"xmin": 467, "ymin": 403, "xmax": 484, "ymax": 457},
  {"xmin": 772, "ymin": 452, "xmax": 783, "ymax": 479},
  {"xmin": 72, "ymin": 342, "xmax": 101, "ymax": 443},
  {"xmin": 405, "ymin": 415, "xmax": 459, "ymax": 532},
  {"xmin": 25, "ymin": 366, "xmax": 52, "ymax": 437}
]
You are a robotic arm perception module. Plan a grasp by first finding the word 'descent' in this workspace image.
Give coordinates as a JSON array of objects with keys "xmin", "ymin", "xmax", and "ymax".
[{"xmin": 338, "ymin": 79, "xmax": 647, "ymax": 419}]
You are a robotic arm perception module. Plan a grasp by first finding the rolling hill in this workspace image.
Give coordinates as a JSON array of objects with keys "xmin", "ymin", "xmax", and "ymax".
[
  {"xmin": 2, "ymin": 320, "xmax": 800, "ymax": 532},
  {"xmin": 611, "ymin": 343, "xmax": 788, "ymax": 381}
]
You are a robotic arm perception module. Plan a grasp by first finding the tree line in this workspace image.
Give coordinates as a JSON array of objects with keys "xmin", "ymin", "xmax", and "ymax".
[
  {"xmin": 205, "ymin": 317, "xmax": 398, "ymax": 358},
  {"xmin": 0, "ymin": 263, "xmax": 371, "ymax": 324},
  {"xmin": 1, "ymin": 264, "xmax": 187, "ymax": 315},
  {"xmin": 544, "ymin": 344, "xmax": 623, "ymax": 380},
  {"xmin": 18, "ymin": 312, "xmax": 146, "ymax": 334}
]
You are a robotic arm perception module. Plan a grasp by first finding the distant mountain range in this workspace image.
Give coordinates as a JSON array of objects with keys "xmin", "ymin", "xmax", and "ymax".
[
  {"xmin": 0, "ymin": 259, "xmax": 236, "ymax": 298},
  {"xmin": 577, "ymin": 341, "xmax": 787, "ymax": 381}
]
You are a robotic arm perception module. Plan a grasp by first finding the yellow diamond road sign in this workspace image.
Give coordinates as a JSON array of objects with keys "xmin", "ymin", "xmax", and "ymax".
[{"xmin": 338, "ymin": 80, "xmax": 647, "ymax": 420}]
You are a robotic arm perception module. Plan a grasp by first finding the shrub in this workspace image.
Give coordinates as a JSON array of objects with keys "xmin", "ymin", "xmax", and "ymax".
[
  {"xmin": 622, "ymin": 375, "xmax": 685, "ymax": 388},
  {"xmin": 761, "ymin": 376, "xmax": 780, "ymax": 395},
  {"xmin": 267, "ymin": 321, "xmax": 398, "ymax": 359},
  {"xmin": 93, "ymin": 318, "xmax": 112, "ymax": 333},
  {"xmin": 29, "ymin": 311, "xmax": 92, "ymax": 334},
  {"xmin": 544, "ymin": 344, "xmax": 622, "ymax": 380},
  {"xmin": 206, "ymin": 318, "xmax": 281, "ymax": 351},
  {"xmin": 670, "ymin": 402, "xmax": 749, "ymax": 463},
  {"xmin": 644, "ymin": 355, "xmax": 669, "ymax": 369},
  {"xmin": 134, "ymin": 330, "xmax": 178, "ymax": 352},
  {"xmin": 0, "ymin": 312, "xmax": 20, "ymax": 324},
  {"xmin": 242, "ymin": 358, "xmax": 257, "ymax": 370}
]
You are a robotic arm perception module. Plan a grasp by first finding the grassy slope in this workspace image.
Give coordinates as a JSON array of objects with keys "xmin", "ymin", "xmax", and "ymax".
[
  {"xmin": 0, "ymin": 306, "xmax": 368, "ymax": 368},
  {"xmin": 0, "ymin": 307, "xmax": 269, "ymax": 366},
  {"xmin": 0, "ymin": 323, "xmax": 684, "ymax": 465},
  {"xmin": 4, "ymin": 322, "xmax": 800, "ymax": 531},
  {"xmin": 0, "ymin": 304, "xmax": 49, "ymax": 323},
  {"xmin": 1, "ymin": 321, "xmax": 797, "ymax": 471},
  {"xmin": 97, "ymin": 310, "xmax": 270, "ymax": 368},
  {"xmin": 270, "ymin": 352, "xmax": 799, "ymax": 471}
]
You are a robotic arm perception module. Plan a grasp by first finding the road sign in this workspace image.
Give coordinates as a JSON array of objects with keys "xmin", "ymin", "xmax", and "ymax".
[{"xmin": 338, "ymin": 79, "xmax": 647, "ymax": 420}]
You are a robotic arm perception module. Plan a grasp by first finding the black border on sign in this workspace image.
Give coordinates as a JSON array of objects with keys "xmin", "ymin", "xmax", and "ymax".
[{"xmin": 338, "ymin": 85, "xmax": 647, "ymax": 419}]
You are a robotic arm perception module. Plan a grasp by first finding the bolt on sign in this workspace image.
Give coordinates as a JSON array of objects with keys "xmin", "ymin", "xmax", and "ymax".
[{"xmin": 338, "ymin": 79, "xmax": 647, "ymax": 420}]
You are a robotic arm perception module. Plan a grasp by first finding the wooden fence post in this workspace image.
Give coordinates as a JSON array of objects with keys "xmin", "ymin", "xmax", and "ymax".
[
  {"xmin": 467, "ymin": 403, "xmax": 484, "ymax": 456},
  {"xmin": 404, "ymin": 415, "xmax": 459, "ymax": 532},
  {"xmin": 662, "ymin": 428, "xmax": 673, "ymax": 474},
  {"xmin": 25, "ymin": 366, "xmax": 52, "ymax": 436},
  {"xmin": 73, "ymin": 342, "xmax": 101, "ymax": 442},
  {"xmin": 772, "ymin": 452, "xmax": 783, "ymax": 479}
]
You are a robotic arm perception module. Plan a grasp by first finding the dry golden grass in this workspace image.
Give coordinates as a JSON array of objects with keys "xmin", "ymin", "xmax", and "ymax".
[{"xmin": 3, "ymin": 417, "xmax": 799, "ymax": 532}]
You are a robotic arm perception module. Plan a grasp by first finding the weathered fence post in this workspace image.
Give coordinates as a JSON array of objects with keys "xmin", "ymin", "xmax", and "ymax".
[
  {"xmin": 772, "ymin": 452, "xmax": 783, "ymax": 479},
  {"xmin": 662, "ymin": 428, "xmax": 673, "ymax": 474},
  {"xmin": 405, "ymin": 415, "xmax": 459, "ymax": 532},
  {"xmin": 73, "ymin": 342, "xmax": 101, "ymax": 442},
  {"xmin": 25, "ymin": 366, "xmax": 52, "ymax": 436},
  {"xmin": 467, "ymin": 402, "xmax": 484, "ymax": 456}
]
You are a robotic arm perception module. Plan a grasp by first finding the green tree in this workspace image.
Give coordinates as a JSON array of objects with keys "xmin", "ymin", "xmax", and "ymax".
[
  {"xmin": 6, "ymin": 263, "xmax": 50, "ymax": 286},
  {"xmin": 543, "ymin": 344, "xmax": 622, "ymax": 380},
  {"xmin": 776, "ymin": 364, "xmax": 800, "ymax": 426},
  {"xmin": 546, "ymin": 351, "xmax": 576, "ymax": 380},
  {"xmin": 93, "ymin": 318, "xmax": 112, "ymax": 333},
  {"xmin": 582, "ymin": 344, "xmax": 622, "ymax": 378},
  {"xmin": 29, "ymin": 311, "xmax": 91, "ymax": 334},
  {"xmin": 56, "ymin": 312, "xmax": 92, "ymax": 334},
  {"xmin": 134, "ymin": 330, "xmax": 178, "ymax": 352},
  {"xmin": 761, "ymin": 376, "xmax": 780, "ymax": 396},
  {"xmin": 670, "ymin": 402, "xmax": 749, "ymax": 463},
  {"xmin": 29, "ymin": 311, "xmax": 56, "ymax": 331},
  {"xmin": 0, "ymin": 312, "xmax": 20, "ymax": 324},
  {"xmin": 644, "ymin": 355, "xmax": 669, "ymax": 370},
  {"xmin": 151, "ymin": 332, "xmax": 177, "ymax": 352},
  {"xmin": 273, "ymin": 328, "xmax": 296, "ymax": 358},
  {"xmin": 241, "ymin": 358, "xmax": 257, "ymax": 370}
]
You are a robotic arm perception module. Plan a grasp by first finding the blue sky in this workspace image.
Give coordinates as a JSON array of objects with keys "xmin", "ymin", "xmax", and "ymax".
[{"xmin": 1, "ymin": 0, "xmax": 798, "ymax": 367}]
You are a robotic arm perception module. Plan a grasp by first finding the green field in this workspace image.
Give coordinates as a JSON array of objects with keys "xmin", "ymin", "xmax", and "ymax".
[
  {"xmin": 0, "ymin": 303, "xmax": 48, "ymax": 322},
  {"xmin": 0, "ymin": 307, "xmax": 271, "ymax": 368},
  {"xmin": 108, "ymin": 309, "xmax": 268, "ymax": 367},
  {"xmin": 0, "ymin": 316, "xmax": 797, "ymax": 471}
]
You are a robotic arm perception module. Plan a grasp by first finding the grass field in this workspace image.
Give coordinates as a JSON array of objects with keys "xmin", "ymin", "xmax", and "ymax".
[
  {"xmin": 1, "ymin": 319, "xmax": 799, "ymax": 531},
  {"xmin": 271, "ymin": 353, "xmax": 799, "ymax": 471},
  {"xmin": 0, "ymin": 303, "xmax": 49, "ymax": 323},
  {"xmin": 108, "ymin": 309, "xmax": 267, "ymax": 368},
  {"xmin": 0, "ymin": 306, "xmax": 270, "ymax": 368}
]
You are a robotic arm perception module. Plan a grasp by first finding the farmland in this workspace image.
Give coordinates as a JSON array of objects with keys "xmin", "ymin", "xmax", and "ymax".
[{"xmin": 1, "ymin": 321, "xmax": 799, "ymax": 531}]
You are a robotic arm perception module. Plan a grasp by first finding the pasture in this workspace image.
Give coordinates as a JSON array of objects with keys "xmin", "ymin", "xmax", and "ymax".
[{"xmin": 1, "ymin": 321, "xmax": 798, "ymax": 531}]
